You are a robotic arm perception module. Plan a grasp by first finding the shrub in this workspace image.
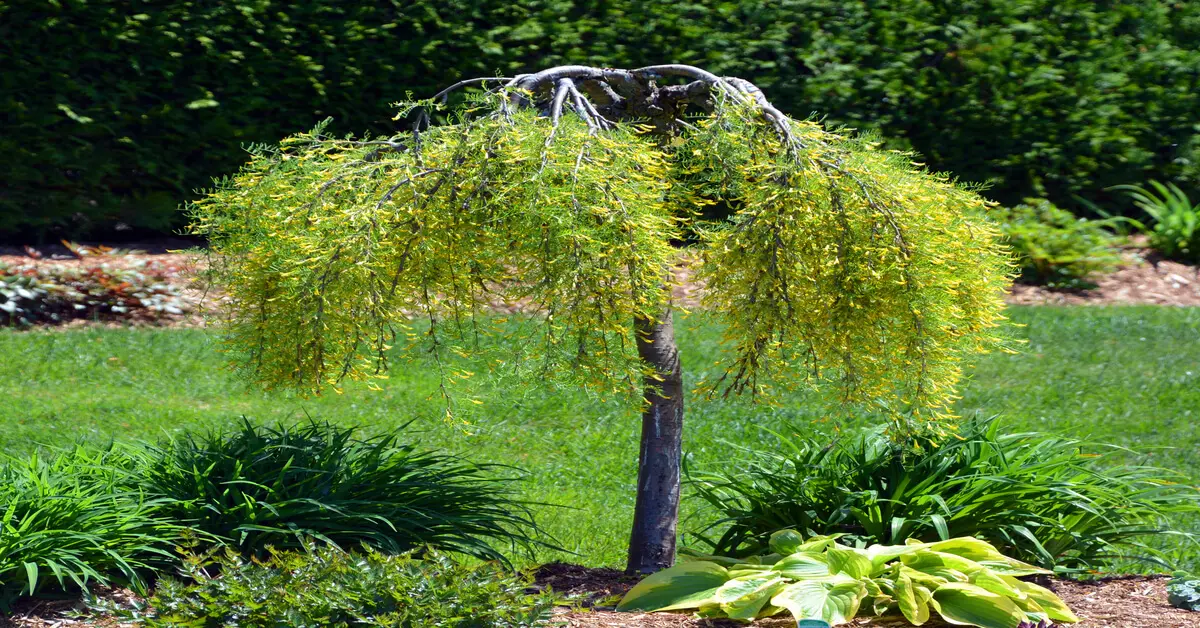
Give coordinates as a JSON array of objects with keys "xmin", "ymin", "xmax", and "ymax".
[
  {"xmin": 92, "ymin": 544, "xmax": 555, "ymax": 627},
  {"xmin": 4, "ymin": 0, "xmax": 1198, "ymax": 238},
  {"xmin": 688, "ymin": 416, "xmax": 1200, "ymax": 574},
  {"xmin": 130, "ymin": 419, "xmax": 546, "ymax": 563},
  {"xmin": 989, "ymin": 199, "xmax": 1123, "ymax": 289},
  {"xmin": 617, "ymin": 529, "xmax": 1077, "ymax": 627},
  {"xmin": 0, "ymin": 258, "xmax": 189, "ymax": 326},
  {"xmin": 0, "ymin": 447, "xmax": 177, "ymax": 608},
  {"xmin": 1113, "ymin": 181, "xmax": 1200, "ymax": 263}
]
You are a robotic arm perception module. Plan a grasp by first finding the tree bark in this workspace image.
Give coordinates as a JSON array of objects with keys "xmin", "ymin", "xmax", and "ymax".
[{"xmin": 626, "ymin": 308, "xmax": 685, "ymax": 574}]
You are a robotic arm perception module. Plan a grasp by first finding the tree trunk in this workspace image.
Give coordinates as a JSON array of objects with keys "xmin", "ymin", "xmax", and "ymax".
[{"xmin": 626, "ymin": 308, "xmax": 685, "ymax": 574}]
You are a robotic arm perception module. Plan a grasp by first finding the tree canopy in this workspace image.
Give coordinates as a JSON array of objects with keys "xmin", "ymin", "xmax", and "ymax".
[{"xmin": 191, "ymin": 65, "xmax": 1012, "ymax": 441}]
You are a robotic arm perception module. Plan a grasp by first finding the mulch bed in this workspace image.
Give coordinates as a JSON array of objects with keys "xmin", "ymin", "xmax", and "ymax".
[
  {"xmin": 533, "ymin": 564, "xmax": 1200, "ymax": 628},
  {"xmin": 2, "ymin": 567, "xmax": 1194, "ymax": 627}
]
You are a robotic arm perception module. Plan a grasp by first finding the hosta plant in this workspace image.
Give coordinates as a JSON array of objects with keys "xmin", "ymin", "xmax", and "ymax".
[
  {"xmin": 1168, "ymin": 572, "xmax": 1200, "ymax": 612},
  {"xmin": 617, "ymin": 529, "xmax": 1078, "ymax": 628}
]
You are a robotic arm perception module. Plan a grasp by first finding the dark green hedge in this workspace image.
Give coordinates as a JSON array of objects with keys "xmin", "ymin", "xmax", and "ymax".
[{"xmin": 3, "ymin": 0, "xmax": 1198, "ymax": 239}]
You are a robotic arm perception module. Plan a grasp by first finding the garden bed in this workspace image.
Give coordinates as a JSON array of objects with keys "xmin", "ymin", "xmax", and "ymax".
[
  {"xmin": 6, "ymin": 568, "xmax": 1190, "ymax": 627},
  {"xmin": 533, "ymin": 565, "xmax": 1197, "ymax": 628}
]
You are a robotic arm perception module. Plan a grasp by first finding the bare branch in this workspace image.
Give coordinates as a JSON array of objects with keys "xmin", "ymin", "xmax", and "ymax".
[{"xmin": 549, "ymin": 78, "xmax": 573, "ymax": 127}]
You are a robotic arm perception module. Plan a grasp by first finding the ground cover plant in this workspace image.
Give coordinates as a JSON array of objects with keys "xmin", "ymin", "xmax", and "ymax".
[
  {"xmin": 688, "ymin": 416, "xmax": 1200, "ymax": 574},
  {"xmin": 130, "ymin": 420, "xmax": 544, "ymax": 563},
  {"xmin": 616, "ymin": 529, "xmax": 1077, "ymax": 627},
  {"xmin": 90, "ymin": 545, "xmax": 555, "ymax": 627},
  {"xmin": 0, "ymin": 447, "xmax": 177, "ymax": 609},
  {"xmin": 1168, "ymin": 571, "xmax": 1200, "ymax": 612},
  {"xmin": 989, "ymin": 199, "xmax": 1123, "ymax": 289},
  {"xmin": 0, "ymin": 307, "xmax": 1197, "ymax": 573}
]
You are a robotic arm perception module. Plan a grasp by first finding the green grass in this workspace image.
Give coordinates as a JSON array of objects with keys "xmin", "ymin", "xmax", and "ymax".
[{"xmin": 1, "ymin": 306, "xmax": 1198, "ymax": 571}]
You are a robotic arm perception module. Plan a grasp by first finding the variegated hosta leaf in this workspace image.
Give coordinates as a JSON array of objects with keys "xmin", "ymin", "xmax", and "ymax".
[
  {"xmin": 772, "ymin": 552, "xmax": 831, "ymax": 579},
  {"xmin": 713, "ymin": 574, "xmax": 788, "ymax": 619},
  {"xmin": 932, "ymin": 582, "xmax": 1026, "ymax": 628},
  {"xmin": 770, "ymin": 577, "xmax": 867, "ymax": 626},
  {"xmin": 615, "ymin": 561, "xmax": 730, "ymax": 612}
]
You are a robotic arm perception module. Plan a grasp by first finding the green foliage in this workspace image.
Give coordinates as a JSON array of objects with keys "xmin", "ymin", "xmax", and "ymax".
[
  {"xmin": 617, "ymin": 530, "xmax": 1078, "ymax": 627},
  {"xmin": 1168, "ymin": 572, "xmax": 1200, "ymax": 612},
  {"xmin": 132, "ymin": 419, "xmax": 544, "ymax": 563},
  {"xmin": 0, "ymin": 447, "xmax": 177, "ymax": 608},
  {"xmin": 92, "ymin": 544, "xmax": 555, "ymax": 627},
  {"xmin": 6, "ymin": 0, "xmax": 1199, "ymax": 238},
  {"xmin": 689, "ymin": 416, "xmax": 1200, "ymax": 574},
  {"xmin": 190, "ymin": 97, "xmax": 1011, "ymax": 437},
  {"xmin": 0, "ymin": 258, "xmax": 189, "ymax": 326},
  {"xmin": 1113, "ymin": 181, "xmax": 1200, "ymax": 262},
  {"xmin": 989, "ymin": 199, "xmax": 1123, "ymax": 289}
]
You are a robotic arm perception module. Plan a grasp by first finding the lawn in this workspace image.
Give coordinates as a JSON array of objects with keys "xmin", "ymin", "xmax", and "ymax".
[{"xmin": 1, "ymin": 306, "xmax": 1198, "ymax": 571}]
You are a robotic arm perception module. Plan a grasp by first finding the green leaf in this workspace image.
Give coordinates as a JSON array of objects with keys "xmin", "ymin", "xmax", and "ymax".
[
  {"xmin": 772, "ymin": 552, "xmax": 831, "ymax": 579},
  {"xmin": 931, "ymin": 582, "xmax": 1025, "ymax": 628},
  {"xmin": 714, "ymin": 574, "xmax": 787, "ymax": 620},
  {"xmin": 770, "ymin": 578, "xmax": 866, "ymax": 626},
  {"xmin": 1012, "ymin": 579, "xmax": 1079, "ymax": 623},
  {"xmin": 826, "ymin": 545, "xmax": 874, "ymax": 578},
  {"xmin": 770, "ymin": 529, "xmax": 805, "ymax": 554},
  {"xmin": 23, "ymin": 562, "xmax": 39, "ymax": 595},
  {"xmin": 616, "ymin": 561, "xmax": 731, "ymax": 612},
  {"xmin": 866, "ymin": 542, "xmax": 928, "ymax": 570},
  {"xmin": 896, "ymin": 572, "xmax": 932, "ymax": 625}
]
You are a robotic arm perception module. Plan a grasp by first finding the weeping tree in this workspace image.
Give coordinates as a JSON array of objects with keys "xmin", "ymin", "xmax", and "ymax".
[{"xmin": 189, "ymin": 64, "xmax": 1013, "ymax": 574}]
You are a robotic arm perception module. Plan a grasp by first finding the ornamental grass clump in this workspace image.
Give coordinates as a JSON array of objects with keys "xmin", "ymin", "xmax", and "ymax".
[
  {"xmin": 190, "ymin": 64, "xmax": 1014, "ymax": 572},
  {"xmin": 130, "ymin": 419, "xmax": 545, "ymax": 563},
  {"xmin": 689, "ymin": 416, "xmax": 1200, "ymax": 574},
  {"xmin": 0, "ymin": 447, "xmax": 177, "ymax": 608}
]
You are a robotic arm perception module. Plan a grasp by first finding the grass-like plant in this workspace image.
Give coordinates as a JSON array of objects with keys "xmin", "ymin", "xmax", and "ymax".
[
  {"xmin": 0, "ymin": 447, "xmax": 177, "ymax": 608},
  {"xmin": 90, "ymin": 544, "xmax": 555, "ymax": 627},
  {"xmin": 1112, "ymin": 180, "xmax": 1200, "ymax": 263},
  {"xmin": 989, "ymin": 198, "xmax": 1123, "ymax": 289},
  {"xmin": 688, "ymin": 416, "xmax": 1200, "ymax": 574},
  {"xmin": 129, "ymin": 419, "xmax": 546, "ymax": 563}
]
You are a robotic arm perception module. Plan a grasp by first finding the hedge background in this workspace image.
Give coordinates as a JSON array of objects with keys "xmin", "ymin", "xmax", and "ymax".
[{"xmin": 3, "ymin": 0, "xmax": 1199, "ymax": 240}]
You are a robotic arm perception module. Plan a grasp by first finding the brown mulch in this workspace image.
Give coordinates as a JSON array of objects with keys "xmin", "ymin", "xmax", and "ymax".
[
  {"xmin": 536, "ymin": 566, "xmax": 1200, "ymax": 628},
  {"xmin": 1009, "ymin": 251, "xmax": 1200, "ymax": 307}
]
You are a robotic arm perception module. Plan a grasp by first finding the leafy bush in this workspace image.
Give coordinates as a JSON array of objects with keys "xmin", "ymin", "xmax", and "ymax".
[
  {"xmin": 989, "ymin": 199, "xmax": 1123, "ymax": 288},
  {"xmin": 1113, "ymin": 181, "xmax": 1200, "ymax": 263},
  {"xmin": 618, "ymin": 529, "xmax": 1077, "ymax": 627},
  {"xmin": 0, "ymin": 447, "xmax": 177, "ymax": 608},
  {"xmin": 0, "ymin": 258, "xmax": 189, "ymax": 326},
  {"xmin": 4, "ymin": 0, "xmax": 1198, "ymax": 238},
  {"xmin": 689, "ymin": 416, "xmax": 1200, "ymax": 574},
  {"xmin": 1168, "ymin": 571, "xmax": 1200, "ymax": 612},
  {"xmin": 130, "ymin": 420, "xmax": 545, "ymax": 563},
  {"xmin": 92, "ymin": 544, "xmax": 554, "ymax": 627}
]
